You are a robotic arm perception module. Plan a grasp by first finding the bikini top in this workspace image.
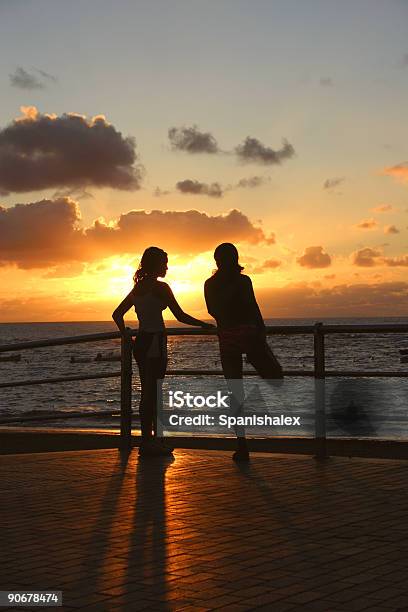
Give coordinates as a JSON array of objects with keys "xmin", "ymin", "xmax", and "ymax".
[{"xmin": 133, "ymin": 290, "xmax": 167, "ymax": 332}]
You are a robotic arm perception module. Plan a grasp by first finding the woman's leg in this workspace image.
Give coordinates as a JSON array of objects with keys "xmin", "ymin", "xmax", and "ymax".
[
  {"xmin": 144, "ymin": 355, "xmax": 167, "ymax": 437},
  {"xmin": 219, "ymin": 341, "xmax": 248, "ymax": 455},
  {"xmin": 133, "ymin": 333, "xmax": 156, "ymax": 440},
  {"xmin": 247, "ymin": 338, "xmax": 283, "ymax": 380},
  {"xmin": 134, "ymin": 332, "xmax": 168, "ymax": 440}
]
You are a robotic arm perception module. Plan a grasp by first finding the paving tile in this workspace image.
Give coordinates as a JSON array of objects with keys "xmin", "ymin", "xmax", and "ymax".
[{"xmin": 1, "ymin": 449, "xmax": 407, "ymax": 611}]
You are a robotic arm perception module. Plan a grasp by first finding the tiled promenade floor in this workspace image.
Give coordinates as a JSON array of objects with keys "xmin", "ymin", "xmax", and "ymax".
[{"xmin": 1, "ymin": 449, "xmax": 408, "ymax": 612}]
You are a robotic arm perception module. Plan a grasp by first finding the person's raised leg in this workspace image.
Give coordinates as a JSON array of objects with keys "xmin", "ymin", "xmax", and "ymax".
[{"xmin": 247, "ymin": 338, "xmax": 283, "ymax": 382}]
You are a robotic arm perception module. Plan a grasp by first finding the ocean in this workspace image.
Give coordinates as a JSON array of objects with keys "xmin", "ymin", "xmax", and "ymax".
[{"xmin": 1, "ymin": 318, "xmax": 408, "ymax": 439}]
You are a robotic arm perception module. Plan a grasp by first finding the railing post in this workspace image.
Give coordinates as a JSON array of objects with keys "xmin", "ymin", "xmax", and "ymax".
[
  {"xmin": 120, "ymin": 332, "xmax": 133, "ymax": 450},
  {"xmin": 313, "ymin": 322, "xmax": 328, "ymax": 460}
]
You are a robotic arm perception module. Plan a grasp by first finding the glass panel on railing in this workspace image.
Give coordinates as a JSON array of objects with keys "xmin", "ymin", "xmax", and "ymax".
[{"xmin": 325, "ymin": 377, "xmax": 408, "ymax": 440}]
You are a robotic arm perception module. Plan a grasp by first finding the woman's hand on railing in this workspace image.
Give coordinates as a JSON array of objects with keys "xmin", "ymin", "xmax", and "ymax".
[
  {"xmin": 200, "ymin": 322, "xmax": 216, "ymax": 330},
  {"xmin": 123, "ymin": 327, "xmax": 134, "ymax": 339}
]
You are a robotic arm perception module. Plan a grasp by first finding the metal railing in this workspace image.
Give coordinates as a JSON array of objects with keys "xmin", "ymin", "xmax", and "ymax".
[{"xmin": 1, "ymin": 322, "xmax": 408, "ymax": 457}]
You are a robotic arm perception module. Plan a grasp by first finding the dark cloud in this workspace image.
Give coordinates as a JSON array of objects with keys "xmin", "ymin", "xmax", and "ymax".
[
  {"xmin": 0, "ymin": 197, "xmax": 84, "ymax": 268},
  {"xmin": 384, "ymin": 225, "xmax": 399, "ymax": 235},
  {"xmin": 167, "ymin": 126, "xmax": 295, "ymax": 168},
  {"xmin": 297, "ymin": 246, "xmax": 331, "ymax": 269},
  {"xmin": 355, "ymin": 218, "xmax": 378, "ymax": 230},
  {"xmin": 352, "ymin": 247, "xmax": 382, "ymax": 267},
  {"xmin": 248, "ymin": 258, "xmax": 281, "ymax": 274},
  {"xmin": 35, "ymin": 68, "xmax": 57, "ymax": 83},
  {"xmin": 383, "ymin": 256, "xmax": 408, "ymax": 267},
  {"xmin": 323, "ymin": 177, "xmax": 345, "ymax": 190},
  {"xmin": 9, "ymin": 67, "xmax": 44, "ymax": 90},
  {"xmin": 352, "ymin": 249, "xmax": 408, "ymax": 268},
  {"xmin": 153, "ymin": 187, "xmax": 171, "ymax": 197},
  {"xmin": 236, "ymin": 176, "xmax": 269, "ymax": 189},
  {"xmin": 168, "ymin": 125, "xmax": 219, "ymax": 154},
  {"xmin": 319, "ymin": 77, "xmax": 333, "ymax": 87},
  {"xmin": 235, "ymin": 137, "xmax": 295, "ymax": 165},
  {"xmin": 9, "ymin": 67, "xmax": 57, "ymax": 90},
  {"xmin": 176, "ymin": 179, "xmax": 223, "ymax": 198},
  {"xmin": 0, "ymin": 106, "xmax": 143, "ymax": 194},
  {"xmin": 0, "ymin": 199, "xmax": 272, "ymax": 268},
  {"xmin": 52, "ymin": 187, "xmax": 94, "ymax": 201}
]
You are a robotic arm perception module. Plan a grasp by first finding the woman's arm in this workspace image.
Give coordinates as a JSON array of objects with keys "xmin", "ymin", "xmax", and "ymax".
[
  {"xmin": 162, "ymin": 284, "xmax": 213, "ymax": 328},
  {"xmin": 204, "ymin": 279, "xmax": 216, "ymax": 319},
  {"xmin": 244, "ymin": 276, "xmax": 265, "ymax": 331},
  {"xmin": 112, "ymin": 290, "xmax": 135, "ymax": 334}
]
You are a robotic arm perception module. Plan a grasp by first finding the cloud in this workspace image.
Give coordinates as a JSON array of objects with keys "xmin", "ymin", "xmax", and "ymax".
[
  {"xmin": 9, "ymin": 67, "xmax": 44, "ymax": 90},
  {"xmin": 0, "ymin": 199, "xmax": 273, "ymax": 268},
  {"xmin": 156, "ymin": 176, "xmax": 269, "ymax": 197},
  {"xmin": 352, "ymin": 248, "xmax": 408, "ymax": 268},
  {"xmin": 168, "ymin": 125, "xmax": 219, "ymax": 154},
  {"xmin": 153, "ymin": 187, "xmax": 171, "ymax": 197},
  {"xmin": 352, "ymin": 247, "xmax": 382, "ymax": 267},
  {"xmin": 256, "ymin": 281, "xmax": 408, "ymax": 317},
  {"xmin": 236, "ymin": 176, "xmax": 269, "ymax": 189},
  {"xmin": 52, "ymin": 187, "xmax": 94, "ymax": 201},
  {"xmin": 319, "ymin": 77, "xmax": 333, "ymax": 87},
  {"xmin": 0, "ymin": 106, "xmax": 143, "ymax": 194},
  {"xmin": 83, "ymin": 208, "xmax": 275, "ymax": 258},
  {"xmin": 297, "ymin": 246, "xmax": 331, "ymax": 269},
  {"xmin": 167, "ymin": 126, "xmax": 295, "ymax": 167},
  {"xmin": 0, "ymin": 197, "xmax": 84, "ymax": 268},
  {"xmin": 355, "ymin": 218, "xmax": 378, "ymax": 230},
  {"xmin": 383, "ymin": 256, "xmax": 408, "ymax": 267},
  {"xmin": 34, "ymin": 68, "xmax": 57, "ymax": 83},
  {"xmin": 9, "ymin": 67, "xmax": 58, "ymax": 90},
  {"xmin": 176, "ymin": 179, "xmax": 223, "ymax": 198},
  {"xmin": 382, "ymin": 162, "xmax": 408, "ymax": 183},
  {"xmin": 323, "ymin": 177, "xmax": 345, "ymax": 191},
  {"xmin": 262, "ymin": 258, "xmax": 281, "ymax": 269},
  {"xmin": 384, "ymin": 224, "xmax": 399, "ymax": 234},
  {"xmin": 235, "ymin": 137, "xmax": 295, "ymax": 165},
  {"xmin": 372, "ymin": 204, "xmax": 393, "ymax": 213},
  {"xmin": 248, "ymin": 258, "xmax": 281, "ymax": 274}
]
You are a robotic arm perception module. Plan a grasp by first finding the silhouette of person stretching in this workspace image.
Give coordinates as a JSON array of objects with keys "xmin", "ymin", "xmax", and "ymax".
[
  {"xmin": 205, "ymin": 243, "xmax": 283, "ymax": 461},
  {"xmin": 113, "ymin": 247, "xmax": 213, "ymax": 457}
]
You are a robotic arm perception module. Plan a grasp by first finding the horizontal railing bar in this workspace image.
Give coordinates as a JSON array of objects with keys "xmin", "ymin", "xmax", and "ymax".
[
  {"xmin": 0, "ymin": 371, "xmax": 122, "ymax": 388},
  {"xmin": 0, "ymin": 410, "xmax": 121, "ymax": 424},
  {"xmin": 0, "ymin": 331, "xmax": 122, "ymax": 353},
  {"xmin": 1, "ymin": 322, "xmax": 408, "ymax": 353},
  {"xmin": 322, "ymin": 324, "xmax": 408, "ymax": 334},
  {"xmin": 1, "ymin": 369, "xmax": 408, "ymax": 389}
]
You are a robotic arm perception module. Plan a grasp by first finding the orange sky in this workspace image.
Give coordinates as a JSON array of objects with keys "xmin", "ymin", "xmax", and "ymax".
[{"xmin": 1, "ymin": 1, "xmax": 408, "ymax": 321}]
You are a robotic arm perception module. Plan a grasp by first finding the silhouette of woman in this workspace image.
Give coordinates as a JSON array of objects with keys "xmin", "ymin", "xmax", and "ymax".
[
  {"xmin": 204, "ymin": 243, "xmax": 283, "ymax": 461},
  {"xmin": 113, "ymin": 246, "xmax": 213, "ymax": 456}
]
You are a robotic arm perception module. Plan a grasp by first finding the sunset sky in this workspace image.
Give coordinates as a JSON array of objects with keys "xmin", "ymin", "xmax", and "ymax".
[{"xmin": 1, "ymin": 0, "xmax": 408, "ymax": 321}]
